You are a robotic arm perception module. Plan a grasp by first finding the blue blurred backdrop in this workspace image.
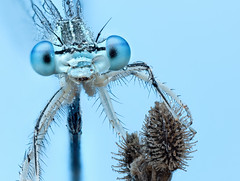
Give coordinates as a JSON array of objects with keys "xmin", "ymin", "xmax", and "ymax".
[{"xmin": 0, "ymin": 0, "xmax": 240, "ymax": 180}]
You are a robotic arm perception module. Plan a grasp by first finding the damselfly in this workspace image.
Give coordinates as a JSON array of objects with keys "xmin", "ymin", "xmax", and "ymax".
[{"xmin": 19, "ymin": 1, "xmax": 195, "ymax": 181}]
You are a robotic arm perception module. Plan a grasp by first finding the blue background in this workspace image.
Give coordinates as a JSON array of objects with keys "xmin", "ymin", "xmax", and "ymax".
[{"xmin": 0, "ymin": 0, "xmax": 240, "ymax": 180}]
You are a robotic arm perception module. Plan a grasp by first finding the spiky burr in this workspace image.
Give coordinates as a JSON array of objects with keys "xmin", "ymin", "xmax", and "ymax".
[{"xmin": 113, "ymin": 102, "xmax": 196, "ymax": 181}]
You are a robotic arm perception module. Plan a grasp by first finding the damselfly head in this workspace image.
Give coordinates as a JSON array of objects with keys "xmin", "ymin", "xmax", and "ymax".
[
  {"xmin": 30, "ymin": 35, "xmax": 131, "ymax": 83},
  {"xmin": 30, "ymin": 0, "xmax": 131, "ymax": 80}
]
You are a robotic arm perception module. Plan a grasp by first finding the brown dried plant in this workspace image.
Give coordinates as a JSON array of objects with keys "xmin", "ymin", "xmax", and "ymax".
[{"xmin": 112, "ymin": 102, "xmax": 196, "ymax": 181}]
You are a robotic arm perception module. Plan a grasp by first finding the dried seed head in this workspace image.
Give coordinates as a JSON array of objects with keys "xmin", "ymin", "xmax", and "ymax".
[
  {"xmin": 112, "ymin": 133, "xmax": 142, "ymax": 180},
  {"xmin": 143, "ymin": 102, "xmax": 196, "ymax": 172},
  {"xmin": 113, "ymin": 102, "xmax": 196, "ymax": 181}
]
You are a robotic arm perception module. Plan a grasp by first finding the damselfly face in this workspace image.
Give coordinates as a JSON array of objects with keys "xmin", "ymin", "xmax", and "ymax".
[{"xmin": 30, "ymin": 18, "xmax": 131, "ymax": 86}]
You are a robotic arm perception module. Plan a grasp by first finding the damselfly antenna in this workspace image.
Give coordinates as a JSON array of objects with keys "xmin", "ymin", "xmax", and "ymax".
[{"xmin": 95, "ymin": 17, "xmax": 112, "ymax": 43}]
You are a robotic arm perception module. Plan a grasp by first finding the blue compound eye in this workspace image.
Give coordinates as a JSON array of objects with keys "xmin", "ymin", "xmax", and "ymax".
[
  {"xmin": 106, "ymin": 35, "xmax": 131, "ymax": 70},
  {"xmin": 30, "ymin": 41, "xmax": 55, "ymax": 76}
]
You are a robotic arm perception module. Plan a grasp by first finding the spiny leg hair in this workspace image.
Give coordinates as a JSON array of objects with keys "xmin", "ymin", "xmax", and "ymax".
[{"xmin": 101, "ymin": 62, "xmax": 196, "ymax": 136}]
